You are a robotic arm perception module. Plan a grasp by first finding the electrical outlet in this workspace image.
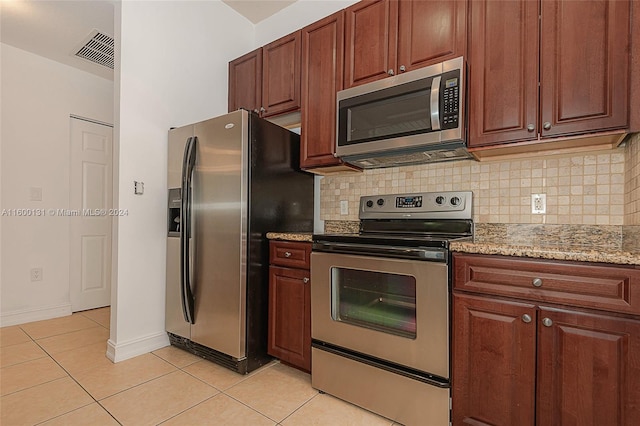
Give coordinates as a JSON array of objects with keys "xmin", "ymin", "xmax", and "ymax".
[
  {"xmin": 30, "ymin": 267, "xmax": 43, "ymax": 282},
  {"xmin": 531, "ymin": 194, "xmax": 546, "ymax": 214},
  {"xmin": 340, "ymin": 200, "xmax": 349, "ymax": 215}
]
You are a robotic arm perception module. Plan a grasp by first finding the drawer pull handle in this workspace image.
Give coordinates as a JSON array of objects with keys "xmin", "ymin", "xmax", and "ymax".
[
  {"xmin": 521, "ymin": 314, "xmax": 532, "ymax": 323},
  {"xmin": 532, "ymin": 278, "xmax": 543, "ymax": 287},
  {"xmin": 542, "ymin": 318, "xmax": 553, "ymax": 327},
  {"xmin": 284, "ymin": 252, "xmax": 292, "ymax": 258},
  {"xmin": 303, "ymin": 277, "xmax": 309, "ymax": 284}
]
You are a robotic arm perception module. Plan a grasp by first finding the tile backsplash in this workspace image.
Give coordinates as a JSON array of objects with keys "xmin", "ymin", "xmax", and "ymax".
[
  {"xmin": 320, "ymin": 139, "xmax": 640, "ymax": 226},
  {"xmin": 625, "ymin": 133, "xmax": 640, "ymax": 225}
]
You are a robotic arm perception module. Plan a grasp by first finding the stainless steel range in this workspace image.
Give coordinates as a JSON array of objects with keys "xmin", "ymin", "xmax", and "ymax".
[{"xmin": 311, "ymin": 191, "xmax": 473, "ymax": 426}]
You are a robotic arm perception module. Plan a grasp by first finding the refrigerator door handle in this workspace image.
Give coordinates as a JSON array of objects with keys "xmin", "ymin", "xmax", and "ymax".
[{"xmin": 180, "ymin": 136, "xmax": 196, "ymax": 324}]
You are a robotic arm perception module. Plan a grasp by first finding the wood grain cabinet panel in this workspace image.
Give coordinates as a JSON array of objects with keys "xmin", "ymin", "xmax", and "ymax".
[
  {"xmin": 453, "ymin": 253, "xmax": 640, "ymax": 316},
  {"xmin": 268, "ymin": 241, "xmax": 311, "ymax": 373},
  {"xmin": 344, "ymin": 0, "xmax": 398, "ymax": 89},
  {"xmin": 228, "ymin": 48, "xmax": 262, "ymax": 113},
  {"xmin": 452, "ymin": 253, "xmax": 640, "ymax": 425},
  {"xmin": 536, "ymin": 307, "xmax": 640, "ymax": 426},
  {"xmin": 397, "ymin": 0, "xmax": 467, "ymax": 73},
  {"xmin": 467, "ymin": 0, "xmax": 539, "ymax": 147},
  {"xmin": 452, "ymin": 293, "xmax": 537, "ymax": 426},
  {"xmin": 262, "ymin": 31, "xmax": 301, "ymax": 117},
  {"xmin": 468, "ymin": 0, "xmax": 631, "ymax": 148},
  {"xmin": 344, "ymin": 0, "xmax": 467, "ymax": 89},
  {"xmin": 540, "ymin": 0, "xmax": 630, "ymax": 137},
  {"xmin": 300, "ymin": 11, "xmax": 345, "ymax": 169}
]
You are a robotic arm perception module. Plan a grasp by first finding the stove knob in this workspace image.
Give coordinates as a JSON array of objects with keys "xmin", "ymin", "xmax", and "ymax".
[
  {"xmin": 435, "ymin": 196, "xmax": 445, "ymax": 205},
  {"xmin": 377, "ymin": 198, "xmax": 385, "ymax": 206},
  {"xmin": 451, "ymin": 196, "xmax": 461, "ymax": 206},
  {"xmin": 366, "ymin": 200, "xmax": 374, "ymax": 208}
]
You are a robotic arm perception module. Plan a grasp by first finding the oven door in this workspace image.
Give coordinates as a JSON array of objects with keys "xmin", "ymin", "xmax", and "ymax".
[{"xmin": 311, "ymin": 251, "xmax": 449, "ymax": 378}]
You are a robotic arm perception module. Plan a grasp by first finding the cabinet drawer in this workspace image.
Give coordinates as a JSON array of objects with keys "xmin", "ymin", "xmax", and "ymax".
[
  {"xmin": 453, "ymin": 253, "xmax": 640, "ymax": 316},
  {"xmin": 269, "ymin": 240, "xmax": 311, "ymax": 269}
]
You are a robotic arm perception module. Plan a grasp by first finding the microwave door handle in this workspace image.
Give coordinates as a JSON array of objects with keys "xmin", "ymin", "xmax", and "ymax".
[{"xmin": 430, "ymin": 75, "xmax": 441, "ymax": 131}]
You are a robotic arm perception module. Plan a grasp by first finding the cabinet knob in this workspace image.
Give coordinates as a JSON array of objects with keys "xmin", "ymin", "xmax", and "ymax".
[
  {"xmin": 253, "ymin": 109, "xmax": 259, "ymax": 114},
  {"xmin": 521, "ymin": 314, "xmax": 532, "ymax": 323},
  {"xmin": 284, "ymin": 251, "xmax": 292, "ymax": 258},
  {"xmin": 303, "ymin": 277, "xmax": 309, "ymax": 284},
  {"xmin": 527, "ymin": 124, "xmax": 535, "ymax": 132},
  {"xmin": 387, "ymin": 69, "xmax": 395, "ymax": 76},
  {"xmin": 260, "ymin": 106, "xmax": 266, "ymax": 114},
  {"xmin": 532, "ymin": 278, "xmax": 543, "ymax": 287},
  {"xmin": 542, "ymin": 317, "xmax": 553, "ymax": 327},
  {"xmin": 399, "ymin": 65, "xmax": 406, "ymax": 72},
  {"xmin": 543, "ymin": 121, "xmax": 552, "ymax": 130}
]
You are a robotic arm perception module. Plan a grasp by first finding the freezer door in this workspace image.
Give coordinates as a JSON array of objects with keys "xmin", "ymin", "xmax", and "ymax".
[
  {"xmin": 166, "ymin": 124, "xmax": 194, "ymax": 338},
  {"xmin": 191, "ymin": 110, "xmax": 248, "ymax": 359}
]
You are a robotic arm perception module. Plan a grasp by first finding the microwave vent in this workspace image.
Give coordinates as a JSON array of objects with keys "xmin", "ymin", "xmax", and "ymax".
[{"xmin": 343, "ymin": 144, "xmax": 474, "ymax": 169}]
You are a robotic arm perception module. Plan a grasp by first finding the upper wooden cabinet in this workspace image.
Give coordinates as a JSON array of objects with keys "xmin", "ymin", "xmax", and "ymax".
[
  {"xmin": 344, "ymin": 0, "xmax": 467, "ymax": 89},
  {"xmin": 397, "ymin": 0, "xmax": 467, "ymax": 73},
  {"xmin": 228, "ymin": 48, "xmax": 262, "ymax": 114},
  {"xmin": 228, "ymin": 32, "xmax": 301, "ymax": 118},
  {"xmin": 468, "ymin": 0, "xmax": 631, "ymax": 149},
  {"xmin": 262, "ymin": 31, "xmax": 301, "ymax": 117},
  {"xmin": 300, "ymin": 11, "xmax": 348, "ymax": 170},
  {"xmin": 467, "ymin": 0, "xmax": 539, "ymax": 147},
  {"xmin": 539, "ymin": 0, "xmax": 630, "ymax": 138}
]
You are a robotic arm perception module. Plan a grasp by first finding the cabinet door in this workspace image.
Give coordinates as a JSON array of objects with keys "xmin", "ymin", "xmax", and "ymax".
[
  {"xmin": 268, "ymin": 266, "xmax": 311, "ymax": 373},
  {"xmin": 467, "ymin": 0, "xmax": 539, "ymax": 147},
  {"xmin": 262, "ymin": 31, "xmax": 301, "ymax": 117},
  {"xmin": 300, "ymin": 11, "xmax": 344, "ymax": 169},
  {"xmin": 344, "ymin": 0, "xmax": 398, "ymax": 88},
  {"xmin": 540, "ymin": 0, "xmax": 630, "ymax": 138},
  {"xmin": 228, "ymin": 48, "xmax": 262, "ymax": 113},
  {"xmin": 452, "ymin": 293, "xmax": 537, "ymax": 426},
  {"xmin": 537, "ymin": 307, "xmax": 640, "ymax": 426},
  {"xmin": 397, "ymin": 0, "xmax": 466, "ymax": 73}
]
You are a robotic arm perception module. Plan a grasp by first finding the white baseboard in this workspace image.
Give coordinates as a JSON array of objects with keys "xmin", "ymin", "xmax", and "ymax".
[
  {"xmin": 0, "ymin": 303, "xmax": 72, "ymax": 327},
  {"xmin": 106, "ymin": 331, "xmax": 170, "ymax": 363}
]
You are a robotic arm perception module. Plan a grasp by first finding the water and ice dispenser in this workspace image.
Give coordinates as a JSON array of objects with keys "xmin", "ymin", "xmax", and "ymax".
[{"xmin": 167, "ymin": 188, "xmax": 181, "ymax": 237}]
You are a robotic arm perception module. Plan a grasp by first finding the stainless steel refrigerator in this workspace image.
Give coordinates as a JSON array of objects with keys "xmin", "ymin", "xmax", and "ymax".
[{"xmin": 165, "ymin": 109, "xmax": 314, "ymax": 374}]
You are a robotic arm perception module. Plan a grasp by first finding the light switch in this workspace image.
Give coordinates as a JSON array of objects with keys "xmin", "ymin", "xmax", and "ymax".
[
  {"xmin": 134, "ymin": 181, "xmax": 144, "ymax": 195},
  {"xmin": 30, "ymin": 187, "xmax": 42, "ymax": 201}
]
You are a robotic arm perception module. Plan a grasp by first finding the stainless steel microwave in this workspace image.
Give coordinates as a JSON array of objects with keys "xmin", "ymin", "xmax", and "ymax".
[{"xmin": 336, "ymin": 56, "xmax": 471, "ymax": 168}]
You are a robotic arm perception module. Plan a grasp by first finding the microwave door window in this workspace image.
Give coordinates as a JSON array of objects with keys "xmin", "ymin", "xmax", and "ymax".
[{"xmin": 347, "ymin": 89, "xmax": 432, "ymax": 143}]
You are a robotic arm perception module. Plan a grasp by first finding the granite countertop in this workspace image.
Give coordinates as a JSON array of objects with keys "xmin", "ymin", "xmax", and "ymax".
[
  {"xmin": 449, "ymin": 240, "xmax": 640, "ymax": 266},
  {"xmin": 266, "ymin": 232, "xmax": 313, "ymax": 242},
  {"xmin": 452, "ymin": 223, "xmax": 640, "ymax": 266},
  {"xmin": 266, "ymin": 223, "xmax": 640, "ymax": 266}
]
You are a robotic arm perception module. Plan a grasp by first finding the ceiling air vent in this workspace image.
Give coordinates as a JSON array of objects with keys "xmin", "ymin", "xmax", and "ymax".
[{"xmin": 74, "ymin": 29, "xmax": 114, "ymax": 69}]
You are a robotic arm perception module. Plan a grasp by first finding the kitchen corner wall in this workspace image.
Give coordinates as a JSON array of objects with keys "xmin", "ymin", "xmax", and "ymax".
[
  {"xmin": 321, "ymin": 145, "xmax": 634, "ymax": 226},
  {"xmin": 625, "ymin": 133, "xmax": 640, "ymax": 225},
  {"xmin": 0, "ymin": 44, "xmax": 114, "ymax": 326}
]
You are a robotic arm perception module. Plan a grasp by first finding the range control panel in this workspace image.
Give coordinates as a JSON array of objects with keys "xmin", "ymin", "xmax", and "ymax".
[{"xmin": 360, "ymin": 191, "xmax": 472, "ymax": 220}]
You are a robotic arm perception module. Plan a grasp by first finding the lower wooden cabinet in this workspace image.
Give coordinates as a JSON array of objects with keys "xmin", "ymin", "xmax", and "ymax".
[
  {"xmin": 268, "ymin": 241, "xmax": 311, "ymax": 373},
  {"xmin": 452, "ymin": 253, "xmax": 640, "ymax": 426}
]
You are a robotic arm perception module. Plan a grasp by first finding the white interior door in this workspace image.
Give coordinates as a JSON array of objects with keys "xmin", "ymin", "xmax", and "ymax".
[{"xmin": 69, "ymin": 117, "xmax": 113, "ymax": 312}]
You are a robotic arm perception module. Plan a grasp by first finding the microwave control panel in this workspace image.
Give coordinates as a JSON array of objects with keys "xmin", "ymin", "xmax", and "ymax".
[{"xmin": 441, "ymin": 70, "xmax": 460, "ymax": 129}]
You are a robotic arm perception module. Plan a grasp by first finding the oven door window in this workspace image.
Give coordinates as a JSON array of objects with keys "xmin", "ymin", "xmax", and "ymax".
[{"xmin": 330, "ymin": 267, "xmax": 416, "ymax": 339}]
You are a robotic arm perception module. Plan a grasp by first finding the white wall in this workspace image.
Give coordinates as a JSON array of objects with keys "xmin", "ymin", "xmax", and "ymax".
[
  {"xmin": 254, "ymin": 0, "xmax": 358, "ymax": 45},
  {"xmin": 108, "ymin": 0, "xmax": 254, "ymax": 361},
  {"xmin": 0, "ymin": 43, "xmax": 114, "ymax": 326}
]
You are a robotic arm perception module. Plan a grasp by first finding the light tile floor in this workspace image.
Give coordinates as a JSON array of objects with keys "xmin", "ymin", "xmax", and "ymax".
[{"xmin": 0, "ymin": 307, "xmax": 397, "ymax": 425}]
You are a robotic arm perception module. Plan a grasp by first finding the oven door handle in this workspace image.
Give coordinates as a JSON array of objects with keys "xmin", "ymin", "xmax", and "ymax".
[{"xmin": 313, "ymin": 242, "xmax": 446, "ymax": 261}]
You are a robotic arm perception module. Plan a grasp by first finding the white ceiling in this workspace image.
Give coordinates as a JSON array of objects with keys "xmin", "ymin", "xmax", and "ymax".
[{"xmin": 0, "ymin": 0, "xmax": 297, "ymax": 81}]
